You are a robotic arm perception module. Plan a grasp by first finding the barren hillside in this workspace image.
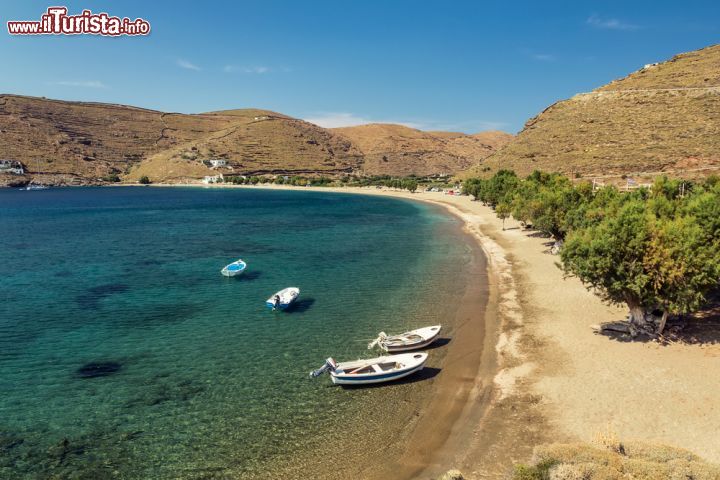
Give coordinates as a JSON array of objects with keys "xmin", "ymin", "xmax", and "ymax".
[
  {"xmin": 333, "ymin": 123, "xmax": 512, "ymax": 176},
  {"xmin": 0, "ymin": 95, "xmax": 507, "ymax": 185},
  {"xmin": 0, "ymin": 95, "xmax": 362, "ymax": 185},
  {"xmin": 474, "ymin": 44, "xmax": 720, "ymax": 181}
]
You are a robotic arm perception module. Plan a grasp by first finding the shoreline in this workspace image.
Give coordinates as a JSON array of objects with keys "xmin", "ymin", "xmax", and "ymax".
[
  {"xmin": 191, "ymin": 183, "xmax": 720, "ymax": 475},
  {"xmin": 19, "ymin": 182, "xmax": 720, "ymax": 476},
  {"xmin": 166, "ymin": 183, "xmax": 542, "ymax": 477}
]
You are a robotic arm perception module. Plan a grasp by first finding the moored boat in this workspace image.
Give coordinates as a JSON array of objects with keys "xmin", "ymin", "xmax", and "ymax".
[
  {"xmin": 310, "ymin": 352, "xmax": 428, "ymax": 385},
  {"xmin": 266, "ymin": 287, "xmax": 300, "ymax": 310},
  {"xmin": 368, "ymin": 325, "xmax": 442, "ymax": 352},
  {"xmin": 221, "ymin": 259, "xmax": 247, "ymax": 277},
  {"xmin": 22, "ymin": 183, "xmax": 49, "ymax": 191}
]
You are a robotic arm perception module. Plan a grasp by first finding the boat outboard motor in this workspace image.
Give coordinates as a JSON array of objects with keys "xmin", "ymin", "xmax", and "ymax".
[
  {"xmin": 367, "ymin": 332, "xmax": 388, "ymax": 350},
  {"xmin": 310, "ymin": 357, "xmax": 337, "ymax": 378}
]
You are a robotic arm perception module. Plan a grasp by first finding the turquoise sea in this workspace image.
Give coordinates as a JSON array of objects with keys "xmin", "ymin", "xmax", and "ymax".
[{"xmin": 0, "ymin": 187, "xmax": 473, "ymax": 479}]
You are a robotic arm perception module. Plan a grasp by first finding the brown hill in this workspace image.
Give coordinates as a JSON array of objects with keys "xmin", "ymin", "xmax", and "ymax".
[
  {"xmin": 0, "ymin": 95, "xmax": 508, "ymax": 186},
  {"xmin": 333, "ymin": 124, "xmax": 511, "ymax": 176},
  {"xmin": 474, "ymin": 44, "xmax": 720, "ymax": 181},
  {"xmin": 0, "ymin": 95, "xmax": 362, "ymax": 185}
]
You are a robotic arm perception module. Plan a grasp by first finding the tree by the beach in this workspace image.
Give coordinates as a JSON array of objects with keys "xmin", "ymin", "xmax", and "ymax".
[
  {"xmin": 404, "ymin": 179, "xmax": 418, "ymax": 193},
  {"xmin": 464, "ymin": 169, "xmax": 518, "ymax": 206},
  {"xmin": 509, "ymin": 172, "xmax": 593, "ymax": 240},
  {"xmin": 465, "ymin": 171, "xmax": 720, "ymax": 335},
  {"xmin": 560, "ymin": 186, "xmax": 720, "ymax": 334},
  {"xmin": 139, "ymin": 176, "xmax": 151, "ymax": 184},
  {"xmin": 496, "ymin": 202, "xmax": 511, "ymax": 230}
]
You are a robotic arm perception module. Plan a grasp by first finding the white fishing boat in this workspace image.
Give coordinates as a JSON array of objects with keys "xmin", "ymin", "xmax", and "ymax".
[
  {"xmin": 310, "ymin": 352, "xmax": 428, "ymax": 385},
  {"xmin": 368, "ymin": 325, "xmax": 442, "ymax": 352},
  {"xmin": 22, "ymin": 183, "xmax": 49, "ymax": 191},
  {"xmin": 266, "ymin": 287, "xmax": 300, "ymax": 310},
  {"xmin": 221, "ymin": 259, "xmax": 247, "ymax": 277}
]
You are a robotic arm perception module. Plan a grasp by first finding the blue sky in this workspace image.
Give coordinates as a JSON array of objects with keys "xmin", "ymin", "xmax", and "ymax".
[{"xmin": 1, "ymin": 1, "xmax": 718, "ymax": 133}]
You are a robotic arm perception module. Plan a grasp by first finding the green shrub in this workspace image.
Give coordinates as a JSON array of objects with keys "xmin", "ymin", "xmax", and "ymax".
[
  {"xmin": 512, "ymin": 459, "xmax": 557, "ymax": 480},
  {"xmin": 102, "ymin": 174, "xmax": 121, "ymax": 183}
]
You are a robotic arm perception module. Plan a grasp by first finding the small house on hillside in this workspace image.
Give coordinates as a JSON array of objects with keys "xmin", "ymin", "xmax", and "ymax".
[
  {"xmin": 0, "ymin": 160, "xmax": 24, "ymax": 175},
  {"xmin": 208, "ymin": 159, "xmax": 227, "ymax": 168}
]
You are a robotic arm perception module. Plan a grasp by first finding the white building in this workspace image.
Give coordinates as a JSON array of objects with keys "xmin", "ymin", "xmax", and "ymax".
[
  {"xmin": 208, "ymin": 159, "xmax": 227, "ymax": 168},
  {"xmin": 202, "ymin": 174, "xmax": 224, "ymax": 184},
  {"xmin": 0, "ymin": 160, "xmax": 24, "ymax": 175}
]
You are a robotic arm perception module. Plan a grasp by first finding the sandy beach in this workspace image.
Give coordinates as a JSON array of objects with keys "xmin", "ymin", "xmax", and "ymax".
[{"xmin": 164, "ymin": 183, "xmax": 720, "ymax": 477}]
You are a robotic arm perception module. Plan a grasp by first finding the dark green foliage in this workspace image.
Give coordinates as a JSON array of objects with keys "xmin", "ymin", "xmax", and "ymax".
[
  {"xmin": 101, "ymin": 174, "xmax": 121, "ymax": 183},
  {"xmin": 512, "ymin": 459, "xmax": 558, "ymax": 480},
  {"xmin": 464, "ymin": 171, "xmax": 720, "ymax": 332},
  {"xmin": 138, "ymin": 176, "xmax": 151, "ymax": 185}
]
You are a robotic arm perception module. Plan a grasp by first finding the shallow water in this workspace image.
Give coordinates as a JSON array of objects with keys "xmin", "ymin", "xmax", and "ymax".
[{"xmin": 0, "ymin": 186, "xmax": 472, "ymax": 478}]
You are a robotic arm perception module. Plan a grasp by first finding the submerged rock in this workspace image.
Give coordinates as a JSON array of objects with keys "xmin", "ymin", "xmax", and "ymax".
[
  {"xmin": 0, "ymin": 433, "xmax": 24, "ymax": 452},
  {"xmin": 76, "ymin": 361, "xmax": 122, "ymax": 378},
  {"xmin": 75, "ymin": 283, "xmax": 129, "ymax": 309}
]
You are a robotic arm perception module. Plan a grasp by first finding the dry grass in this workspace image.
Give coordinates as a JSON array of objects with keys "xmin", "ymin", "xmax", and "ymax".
[
  {"xmin": 514, "ymin": 439, "xmax": 720, "ymax": 480},
  {"xmin": 473, "ymin": 44, "xmax": 720, "ymax": 181},
  {"xmin": 598, "ymin": 44, "xmax": 720, "ymax": 91},
  {"xmin": 0, "ymin": 95, "xmax": 507, "ymax": 185},
  {"xmin": 333, "ymin": 124, "xmax": 512, "ymax": 176}
]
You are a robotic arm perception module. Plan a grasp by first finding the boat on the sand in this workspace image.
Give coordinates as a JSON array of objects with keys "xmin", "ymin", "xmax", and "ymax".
[
  {"xmin": 367, "ymin": 325, "xmax": 442, "ymax": 352},
  {"xmin": 310, "ymin": 352, "xmax": 428, "ymax": 385}
]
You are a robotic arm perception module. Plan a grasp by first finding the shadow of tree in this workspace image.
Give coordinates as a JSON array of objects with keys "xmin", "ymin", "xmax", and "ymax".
[{"xmin": 596, "ymin": 293, "xmax": 720, "ymax": 346}]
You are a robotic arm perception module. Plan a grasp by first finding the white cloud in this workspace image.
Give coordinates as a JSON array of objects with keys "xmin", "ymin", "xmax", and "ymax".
[
  {"xmin": 177, "ymin": 59, "xmax": 201, "ymax": 71},
  {"xmin": 223, "ymin": 65, "xmax": 278, "ymax": 74},
  {"xmin": 51, "ymin": 81, "xmax": 108, "ymax": 89},
  {"xmin": 532, "ymin": 53, "xmax": 555, "ymax": 62},
  {"xmin": 587, "ymin": 14, "xmax": 640, "ymax": 31},
  {"xmin": 303, "ymin": 112, "xmax": 421, "ymax": 129}
]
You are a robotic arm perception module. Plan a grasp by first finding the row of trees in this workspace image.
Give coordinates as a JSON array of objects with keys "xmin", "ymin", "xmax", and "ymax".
[
  {"xmin": 223, "ymin": 174, "xmax": 420, "ymax": 190},
  {"xmin": 464, "ymin": 170, "xmax": 720, "ymax": 335},
  {"xmin": 224, "ymin": 175, "xmax": 334, "ymax": 187}
]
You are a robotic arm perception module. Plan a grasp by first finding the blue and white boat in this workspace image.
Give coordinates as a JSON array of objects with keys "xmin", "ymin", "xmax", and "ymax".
[
  {"xmin": 221, "ymin": 259, "xmax": 247, "ymax": 277},
  {"xmin": 266, "ymin": 287, "xmax": 300, "ymax": 310},
  {"xmin": 310, "ymin": 352, "xmax": 428, "ymax": 385}
]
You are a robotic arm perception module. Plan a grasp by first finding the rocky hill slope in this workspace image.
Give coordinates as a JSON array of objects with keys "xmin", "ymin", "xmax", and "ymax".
[
  {"xmin": 0, "ymin": 95, "xmax": 363, "ymax": 186},
  {"xmin": 475, "ymin": 44, "xmax": 720, "ymax": 181},
  {"xmin": 0, "ymin": 95, "xmax": 508, "ymax": 186},
  {"xmin": 333, "ymin": 124, "xmax": 512, "ymax": 176}
]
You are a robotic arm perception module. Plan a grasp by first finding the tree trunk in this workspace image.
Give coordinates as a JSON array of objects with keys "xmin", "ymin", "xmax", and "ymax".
[
  {"xmin": 656, "ymin": 310, "xmax": 669, "ymax": 335},
  {"xmin": 625, "ymin": 297, "xmax": 653, "ymax": 336}
]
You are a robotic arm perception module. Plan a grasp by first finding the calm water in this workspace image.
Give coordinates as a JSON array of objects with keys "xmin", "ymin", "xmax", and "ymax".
[{"xmin": 0, "ymin": 187, "xmax": 472, "ymax": 479}]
